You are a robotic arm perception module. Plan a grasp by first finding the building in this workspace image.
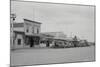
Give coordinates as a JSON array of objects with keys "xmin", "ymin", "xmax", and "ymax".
[
  {"xmin": 41, "ymin": 32, "xmax": 68, "ymax": 47},
  {"xmin": 42, "ymin": 32, "xmax": 82, "ymax": 48},
  {"xmin": 24, "ymin": 19, "xmax": 41, "ymax": 47},
  {"xmin": 11, "ymin": 18, "xmax": 83, "ymax": 49},
  {"xmin": 11, "ymin": 19, "xmax": 42, "ymax": 49}
]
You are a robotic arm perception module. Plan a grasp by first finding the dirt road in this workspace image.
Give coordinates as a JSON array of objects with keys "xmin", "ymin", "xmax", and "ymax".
[{"xmin": 11, "ymin": 46, "xmax": 95, "ymax": 66}]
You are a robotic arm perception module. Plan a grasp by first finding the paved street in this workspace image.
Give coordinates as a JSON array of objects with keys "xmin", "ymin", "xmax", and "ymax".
[{"xmin": 11, "ymin": 46, "xmax": 95, "ymax": 66}]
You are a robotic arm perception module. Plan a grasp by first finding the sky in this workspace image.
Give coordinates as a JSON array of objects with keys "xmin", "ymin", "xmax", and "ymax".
[{"xmin": 11, "ymin": 1, "xmax": 95, "ymax": 42}]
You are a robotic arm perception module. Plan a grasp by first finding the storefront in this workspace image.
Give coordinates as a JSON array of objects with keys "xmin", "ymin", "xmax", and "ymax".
[
  {"xmin": 39, "ymin": 34, "xmax": 54, "ymax": 47},
  {"xmin": 25, "ymin": 35, "xmax": 40, "ymax": 47}
]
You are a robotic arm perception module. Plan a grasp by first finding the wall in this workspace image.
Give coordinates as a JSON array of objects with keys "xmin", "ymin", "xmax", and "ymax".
[
  {"xmin": 24, "ymin": 20, "xmax": 41, "ymax": 35},
  {"xmin": 14, "ymin": 33, "xmax": 24, "ymax": 49}
]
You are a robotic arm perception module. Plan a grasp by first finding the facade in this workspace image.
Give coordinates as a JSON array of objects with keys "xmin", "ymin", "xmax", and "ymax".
[
  {"xmin": 11, "ymin": 19, "xmax": 42, "ymax": 49},
  {"xmin": 41, "ymin": 32, "xmax": 68, "ymax": 47},
  {"xmin": 13, "ymin": 31, "xmax": 24, "ymax": 49},
  {"xmin": 11, "ymin": 19, "xmax": 86, "ymax": 49},
  {"xmin": 42, "ymin": 32, "xmax": 85, "ymax": 48},
  {"xmin": 24, "ymin": 19, "xmax": 41, "ymax": 47}
]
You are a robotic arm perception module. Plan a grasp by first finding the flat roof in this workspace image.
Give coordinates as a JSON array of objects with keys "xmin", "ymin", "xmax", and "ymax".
[
  {"xmin": 13, "ymin": 30, "xmax": 24, "ymax": 34},
  {"xmin": 13, "ymin": 23, "xmax": 24, "ymax": 27},
  {"xmin": 24, "ymin": 19, "xmax": 42, "ymax": 24}
]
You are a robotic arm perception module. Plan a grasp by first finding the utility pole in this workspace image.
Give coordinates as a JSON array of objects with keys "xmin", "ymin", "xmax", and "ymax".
[
  {"xmin": 33, "ymin": 7, "xmax": 35, "ymax": 21},
  {"xmin": 10, "ymin": 13, "xmax": 16, "ymax": 49}
]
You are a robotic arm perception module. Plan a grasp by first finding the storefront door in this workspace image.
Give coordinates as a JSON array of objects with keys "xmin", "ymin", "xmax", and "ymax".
[{"xmin": 30, "ymin": 37, "xmax": 34, "ymax": 47}]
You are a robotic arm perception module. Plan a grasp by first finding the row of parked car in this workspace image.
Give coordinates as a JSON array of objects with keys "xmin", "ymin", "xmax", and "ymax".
[
  {"xmin": 51, "ymin": 40, "xmax": 90, "ymax": 48},
  {"xmin": 40, "ymin": 36, "xmax": 94, "ymax": 48}
]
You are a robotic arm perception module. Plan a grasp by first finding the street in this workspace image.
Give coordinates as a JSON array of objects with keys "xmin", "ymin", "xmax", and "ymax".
[{"xmin": 11, "ymin": 46, "xmax": 95, "ymax": 66}]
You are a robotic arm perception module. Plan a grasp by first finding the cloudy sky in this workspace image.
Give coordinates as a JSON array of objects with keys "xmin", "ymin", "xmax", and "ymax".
[{"xmin": 11, "ymin": 1, "xmax": 95, "ymax": 42}]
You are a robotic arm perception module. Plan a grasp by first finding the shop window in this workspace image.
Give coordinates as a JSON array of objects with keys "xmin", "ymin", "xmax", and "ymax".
[{"xmin": 18, "ymin": 39, "xmax": 21, "ymax": 45}]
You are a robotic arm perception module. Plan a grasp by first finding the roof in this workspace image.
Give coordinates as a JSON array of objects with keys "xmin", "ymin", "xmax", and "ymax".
[
  {"xmin": 40, "ymin": 33, "xmax": 54, "ymax": 39},
  {"xmin": 13, "ymin": 23, "xmax": 24, "ymax": 27},
  {"xmin": 12, "ymin": 19, "xmax": 42, "ymax": 28},
  {"xmin": 41, "ymin": 32, "xmax": 67, "ymax": 40},
  {"xmin": 13, "ymin": 30, "xmax": 24, "ymax": 34},
  {"xmin": 13, "ymin": 27, "xmax": 24, "ymax": 32},
  {"xmin": 24, "ymin": 19, "xmax": 42, "ymax": 24}
]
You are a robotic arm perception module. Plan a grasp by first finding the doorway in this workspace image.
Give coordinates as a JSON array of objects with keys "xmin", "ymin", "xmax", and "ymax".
[{"xmin": 30, "ymin": 37, "xmax": 34, "ymax": 47}]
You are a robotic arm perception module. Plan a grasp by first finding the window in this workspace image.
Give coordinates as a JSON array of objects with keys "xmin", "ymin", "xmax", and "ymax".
[
  {"xmin": 32, "ymin": 27, "xmax": 34, "ymax": 34},
  {"xmin": 26, "ymin": 26, "xmax": 29, "ymax": 33},
  {"xmin": 26, "ymin": 29, "xmax": 29, "ymax": 33},
  {"xmin": 37, "ymin": 28, "xmax": 39, "ymax": 34},
  {"xmin": 18, "ymin": 39, "xmax": 21, "ymax": 45}
]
